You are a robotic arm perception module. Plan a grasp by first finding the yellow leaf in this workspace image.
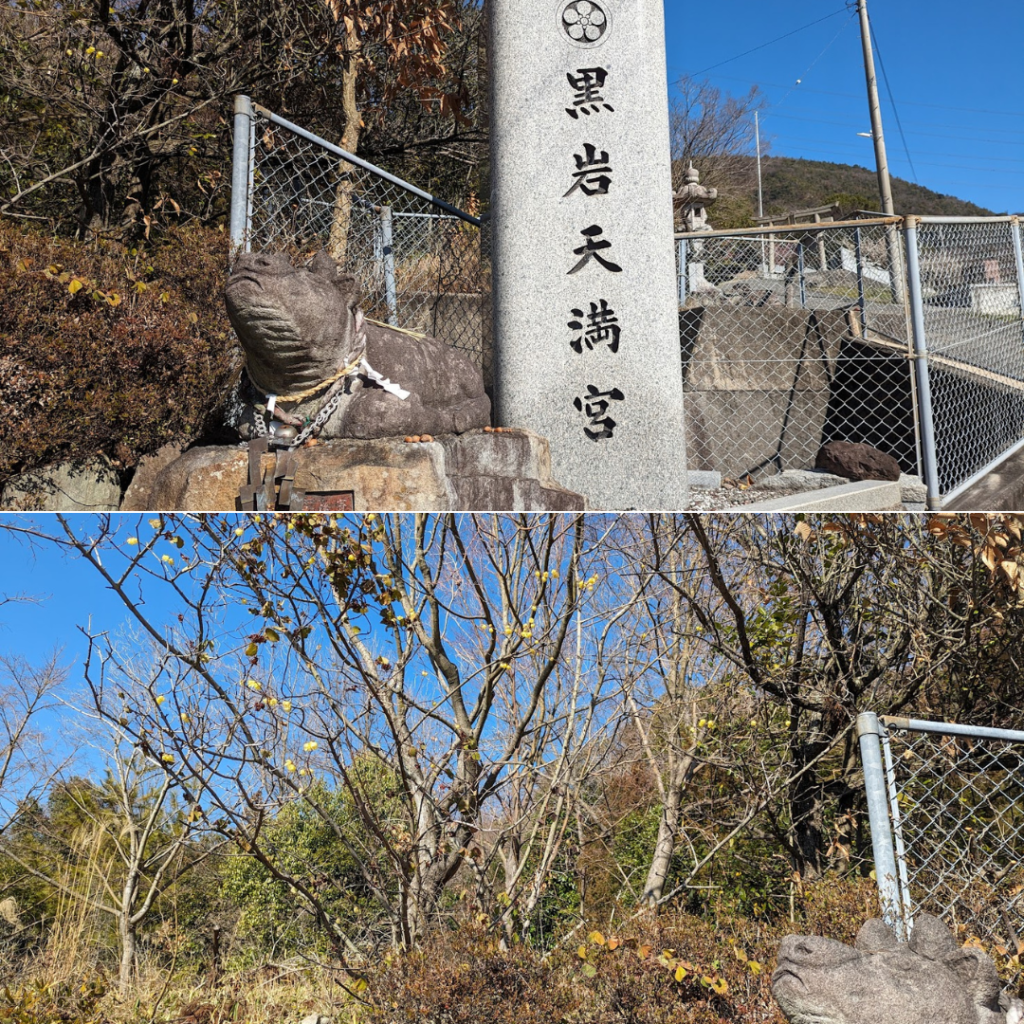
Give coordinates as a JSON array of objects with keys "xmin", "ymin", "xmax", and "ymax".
[
  {"xmin": 106, "ymin": 291, "xmax": 121, "ymax": 306},
  {"xmin": 577, "ymin": 944, "xmax": 588, "ymax": 960},
  {"xmin": 794, "ymin": 521, "xmax": 813, "ymax": 541},
  {"xmin": 265, "ymin": 627, "xmax": 280, "ymax": 642},
  {"xmin": 607, "ymin": 937, "xmax": 620, "ymax": 951},
  {"xmin": 674, "ymin": 965, "xmax": 686, "ymax": 982},
  {"xmin": 69, "ymin": 278, "xmax": 83, "ymax": 294},
  {"xmin": 245, "ymin": 642, "xmax": 259, "ymax": 657},
  {"xmin": 589, "ymin": 930, "xmax": 605, "ymax": 946},
  {"xmin": 748, "ymin": 960, "xmax": 762, "ymax": 975},
  {"xmin": 712, "ymin": 977, "xmax": 729, "ymax": 995},
  {"xmin": 638, "ymin": 944, "xmax": 652, "ymax": 960}
]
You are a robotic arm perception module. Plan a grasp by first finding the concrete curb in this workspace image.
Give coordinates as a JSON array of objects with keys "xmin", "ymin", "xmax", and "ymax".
[{"xmin": 724, "ymin": 479, "xmax": 903, "ymax": 512}]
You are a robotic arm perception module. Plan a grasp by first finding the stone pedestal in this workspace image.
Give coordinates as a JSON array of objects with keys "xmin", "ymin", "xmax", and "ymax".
[
  {"xmin": 489, "ymin": 0, "xmax": 687, "ymax": 509},
  {"xmin": 135, "ymin": 431, "xmax": 584, "ymax": 512}
]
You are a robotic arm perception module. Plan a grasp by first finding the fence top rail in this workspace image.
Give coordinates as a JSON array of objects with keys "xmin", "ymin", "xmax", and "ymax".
[
  {"xmin": 675, "ymin": 216, "xmax": 902, "ymax": 241},
  {"xmin": 912, "ymin": 215, "xmax": 1020, "ymax": 226},
  {"xmin": 247, "ymin": 98, "xmax": 482, "ymax": 228},
  {"xmin": 880, "ymin": 715, "xmax": 1024, "ymax": 744}
]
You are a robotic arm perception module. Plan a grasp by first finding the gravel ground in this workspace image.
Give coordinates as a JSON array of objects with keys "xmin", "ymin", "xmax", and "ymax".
[
  {"xmin": 685, "ymin": 482, "xmax": 809, "ymax": 512},
  {"xmin": 682, "ymin": 469, "xmax": 918, "ymax": 512}
]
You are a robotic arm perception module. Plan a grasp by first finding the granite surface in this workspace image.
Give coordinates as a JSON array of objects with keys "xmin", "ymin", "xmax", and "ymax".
[{"xmin": 489, "ymin": 0, "xmax": 687, "ymax": 509}]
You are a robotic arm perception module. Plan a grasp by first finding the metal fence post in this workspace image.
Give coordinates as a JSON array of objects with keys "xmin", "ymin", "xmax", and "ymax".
[
  {"xmin": 903, "ymin": 216, "xmax": 942, "ymax": 509},
  {"xmin": 677, "ymin": 237, "xmax": 688, "ymax": 306},
  {"xmin": 856, "ymin": 712, "xmax": 905, "ymax": 936},
  {"xmin": 854, "ymin": 226, "xmax": 868, "ymax": 333},
  {"xmin": 380, "ymin": 205, "xmax": 398, "ymax": 326},
  {"xmin": 230, "ymin": 95, "xmax": 253, "ymax": 259},
  {"xmin": 1012, "ymin": 217, "xmax": 1024, "ymax": 348},
  {"xmin": 797, "ymin": 241, "xmax": 807, "ymax": 307}
]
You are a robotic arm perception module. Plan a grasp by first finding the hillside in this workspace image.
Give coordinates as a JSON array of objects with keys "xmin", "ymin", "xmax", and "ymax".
[
  {"xmin": 678, "ymin": 154, "xmax": 997, "ymax": 229},
  {"xmin": 758, "ymin": 156, "xmax": 996, "ymax": 218}
]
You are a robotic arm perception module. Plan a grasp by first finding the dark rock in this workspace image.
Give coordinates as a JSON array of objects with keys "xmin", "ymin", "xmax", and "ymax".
[
  {"xmin": 773, "ymin": 913, "xmax": 1005, "ymax": 1024},
  {"xmin": 815, "ymin": 440, "xmax": 901, "ymax": 481}
]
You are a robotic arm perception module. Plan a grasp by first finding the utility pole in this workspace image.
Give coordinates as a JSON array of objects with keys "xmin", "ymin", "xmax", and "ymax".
[
  {"xmin": 857, "ymin": 0, "xmax": 894, "ymax": 215},
  {"xmin": 754, "ymin": 110, "xmax": 763, "ymax": 219},
  {"xmin": 857, "ymin": 0, "xmax": 903, "ymax": 304}
]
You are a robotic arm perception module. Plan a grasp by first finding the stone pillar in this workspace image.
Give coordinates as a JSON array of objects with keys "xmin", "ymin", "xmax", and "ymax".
[{"xmin": 489, "ymin": 0, "xmax": 687, "ymax": 509}]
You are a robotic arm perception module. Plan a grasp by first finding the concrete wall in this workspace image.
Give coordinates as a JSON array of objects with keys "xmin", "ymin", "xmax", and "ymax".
[{"xmin": 680, "ymin": 306, "xmax": 849, "ymax": 477}]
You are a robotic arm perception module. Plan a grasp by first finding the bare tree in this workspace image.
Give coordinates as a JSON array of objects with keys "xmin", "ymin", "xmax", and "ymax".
[
  {"xmin": 1, "ymin": 715, "xmax": 224, "ymax": 992},
  {"xmin": 669, "ymin": 75, "xmax": 765, "ymax": 226},
  {"xmin": 0, "ymin": 651, "xmax": 62, "ymax": 837},
  {"xmin": 6, "ymin": 513, "xmax": 656, "ymax": 959}
]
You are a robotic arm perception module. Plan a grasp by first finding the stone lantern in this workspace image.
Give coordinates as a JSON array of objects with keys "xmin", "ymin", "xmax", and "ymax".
[
  {"xmin": 673, "ymin": 162, "xmax": 719, "ymax": 295},
  {"xmin": 673, "ymin": 162, "xmax": 717, "ymax": 234}
]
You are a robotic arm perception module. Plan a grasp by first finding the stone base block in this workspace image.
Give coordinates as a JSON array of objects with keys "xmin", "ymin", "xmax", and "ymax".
[
  {"xmin": 139, "ymin": 430, "xmax": 584, "ymax": 512},
  {"xmin": 1, "ymin": 456, "xmax": 121, "ymax": 511}
]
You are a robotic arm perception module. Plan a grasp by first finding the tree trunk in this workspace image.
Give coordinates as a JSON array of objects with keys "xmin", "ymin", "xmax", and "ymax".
[
  {"xmin": 328, "ymin": 23, "xmax": 362, "ymax": 263},
  {"xmin": 118, "ymin": 916, "xmax": 137, "ymax": 993},
  {"xmin": 642, "ymin": 784, "xmax": 683, "ymax": 905},
  {"xmin": 788, "ymin": 715, "xmax": 828, "ymax": 882}
]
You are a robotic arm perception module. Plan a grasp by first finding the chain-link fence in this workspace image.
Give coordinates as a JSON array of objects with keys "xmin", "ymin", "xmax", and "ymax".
[
  {"xmin": 678, "ymin": 216, "xmax": 1024, "ymax": 506},
  {"xmin": 229, "ymin": 95, "xmax": 490, "ymax": 369},
  {"xmin": 858, "ymin": 712, "xmax": 1024, "ymax": 954},
  {"xmin": 908, "ymin": 217, "xmax": 1024, "ymax": 499}
]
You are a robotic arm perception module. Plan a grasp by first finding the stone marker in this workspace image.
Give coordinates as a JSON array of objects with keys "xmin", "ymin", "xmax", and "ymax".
[{"xmin": 489, "ymin": 0, "xmax": 687, "ymax": 509}]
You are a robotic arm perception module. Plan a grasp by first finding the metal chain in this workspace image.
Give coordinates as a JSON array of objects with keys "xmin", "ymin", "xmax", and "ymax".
[{"xmin": 245, "ymin": 321, "xmax": 369, "ymax": 450}]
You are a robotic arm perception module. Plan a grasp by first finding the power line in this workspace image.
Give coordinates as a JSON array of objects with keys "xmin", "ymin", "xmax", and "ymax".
[
  {"xmin": 870, "ymin": 23, "xmax": 917, "ymax": 182},
  {"xmin": 692, "ymin": 72, "xmax": 1024, "ymax": 120},
  {"xmin": 689, "ymin": 8, "xmax": 849, "ymax": 77}
]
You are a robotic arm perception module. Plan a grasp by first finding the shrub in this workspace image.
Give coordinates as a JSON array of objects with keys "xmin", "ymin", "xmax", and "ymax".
[
  {"xmin": 365, "ymin": 928, "xmax": 572, "ymax": 1024},
  {"xmin": 0, "ymin": 223, "xmax": 238, "ymax": 489}
]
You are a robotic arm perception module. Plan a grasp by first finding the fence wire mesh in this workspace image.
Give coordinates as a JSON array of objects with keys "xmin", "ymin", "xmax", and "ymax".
[
  {"xmin": 238, "ymin": 103, "xmax": 490, "ymax": 369},
  {"xmin": 913, "ymin": 219, "xmax": 1024, "ymax": 497},
  {"xmin": 865, "ymin": 716, "xmax": 1024, "ymax": 955},
  {"xmin": 676, "ymin": 221, "xmax": 920, "ymax": 482}
]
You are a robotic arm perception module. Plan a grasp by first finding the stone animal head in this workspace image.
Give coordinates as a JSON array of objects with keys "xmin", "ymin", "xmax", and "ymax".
[
  {"xmin": 772, "ymin": 914, "xmax": 1010, "ymax": 1024},
  {"xmin": 225, "ymin": 251, "xmax": 364, "ymax": 396}
]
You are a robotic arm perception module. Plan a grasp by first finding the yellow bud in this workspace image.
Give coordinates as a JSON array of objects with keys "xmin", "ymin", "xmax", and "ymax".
[
  {"xmin": 246, "ymin": 679, "xmax": 261, "ymax": 691},
  {"xmin": 235, "ymin": 527, "xmax": 244, "ymax": 536},
  {"xmin": 303, "ymin": 740, "xmax": 318, "ymax": 752},
  {"xmin": 267, "ymin": 697, "xmax": 278, "ymax": 707},
  {"xmin": 126, "ymin": 537, "xmax": 138, "ymax": 545},
  {"xmin": 85, "ymin": 46, "xmax": 95, "ymax": 54},
  {"xmin": 66, "ymin": 49, "xmax": 73, "ymax": 56},
  {"xmin": 282, "ymin": 700, "xmax": 292, "ymax": 712},
  {"xmin": 161, "ymin": 753, "xmax": 174, "ymax": 763},
  {"xmin": 155, "ymin": 695, "xmax": 166, "ymax": 705}
]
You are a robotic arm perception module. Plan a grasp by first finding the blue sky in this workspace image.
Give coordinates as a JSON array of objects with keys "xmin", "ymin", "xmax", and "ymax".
[{"xmin": 662, "ymin": 0, "xmax": 1024, "ymax": 215}]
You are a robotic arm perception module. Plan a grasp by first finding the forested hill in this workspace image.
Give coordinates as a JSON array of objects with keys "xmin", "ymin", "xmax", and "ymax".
[{"xmin": 757, "ymin": 155, "xmax": 996, "ymax": 217}]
